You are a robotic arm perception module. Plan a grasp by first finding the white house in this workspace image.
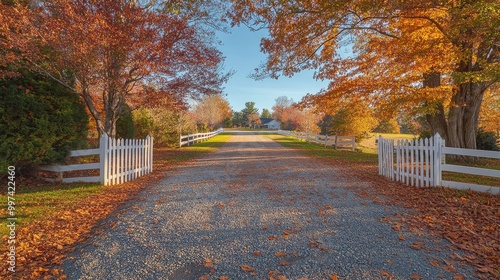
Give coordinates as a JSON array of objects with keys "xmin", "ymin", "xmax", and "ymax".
[{"xmin": 260, "ymin": 118, "xmax": 280, "ymax": 130}]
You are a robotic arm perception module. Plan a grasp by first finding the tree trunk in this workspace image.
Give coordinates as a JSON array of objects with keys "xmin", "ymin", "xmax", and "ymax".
[
  {"xmin": 424, "ymin": 71, "xmax": 487, "ymax": 162},
  {"xmin": 447, "ymin": 83, "xmax": 486, "ymax": 150},
  {"xmin": 81, "ymin": 87, "xmax": 105, "ymax": 138},
  {"xmin": 423, "ymin": 72, "xmax": 449, "ymax": 142}
]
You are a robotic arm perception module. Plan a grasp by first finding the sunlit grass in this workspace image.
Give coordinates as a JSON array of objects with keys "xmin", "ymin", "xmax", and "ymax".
[
  {"xmin": 0, "ymin": 183, "xmax": 101, "ymax": 237},
  {"xmin": 267, "ymin": 134, "xmax": 377, "ymax": 164}
]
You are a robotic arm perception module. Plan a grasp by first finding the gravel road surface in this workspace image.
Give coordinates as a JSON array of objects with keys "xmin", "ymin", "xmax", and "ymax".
[{"xmin": 61, "ymin": 131, "xmax": 476, "ymax": 279}]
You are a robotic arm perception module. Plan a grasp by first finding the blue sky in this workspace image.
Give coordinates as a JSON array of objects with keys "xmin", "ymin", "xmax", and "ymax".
[{"xmin": 216, "ymin": 26, "xmax": 329, "ymax": 113}]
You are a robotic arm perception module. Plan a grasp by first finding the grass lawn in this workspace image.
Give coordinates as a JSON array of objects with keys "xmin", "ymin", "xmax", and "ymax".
[{"xmin": 358, "ymin": 132, "xmax": 416, "ymax": 154}]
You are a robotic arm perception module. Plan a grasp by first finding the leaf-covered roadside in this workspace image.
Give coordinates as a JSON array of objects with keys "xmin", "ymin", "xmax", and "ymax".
[
  {"xmin": 0, "ymin": 135, "xmax": 230, "ymax": 279},
  {"xmin": 271, "ymin": 135, "xmax": 499, "ymax": 280}
]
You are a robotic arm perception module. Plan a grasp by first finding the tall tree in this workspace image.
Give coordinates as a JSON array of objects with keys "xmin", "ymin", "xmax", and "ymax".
[
  {"xmin": 272, "ymin": 96, "xmax": 294, "ymax": 124},
  {"xmin": 241, "ymin": 101, "xmax": 258, "ymax": 125},
  {"xmin": 261, "ymin": 108, "xmax": 272, "ymax": 118},
  {"xmin": 1, "ymin": 0, "xmax": 229, "ymax": 137},
  {"xmin": 193, "ymin": 94, "xmax": 232, "ymax": 130},
  {"xmin": 232, "ymin": 111, "xmax": 244, "ymax": 127},
  {"xmin": 231, "ymin": 0, "xmax": 500, "ymax": 149},
  {"xmin": 247, "ymin": 113, "xmax": 262, "ymax": 128}
]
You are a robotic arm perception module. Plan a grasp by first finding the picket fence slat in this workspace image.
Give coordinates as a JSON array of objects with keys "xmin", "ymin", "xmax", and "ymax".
[
  {"xmin": 39, "ymin": 133, "xmax": 153, "ymax": 186},
  {"xmin": 378, "ymin": 133, "xmax": 499, "ymax": 194}
]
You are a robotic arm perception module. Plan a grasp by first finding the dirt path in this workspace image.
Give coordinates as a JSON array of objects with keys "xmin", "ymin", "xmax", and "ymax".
[{"xmin": 61, "ymin": 131, "xmax": 475, "ymax": 279}]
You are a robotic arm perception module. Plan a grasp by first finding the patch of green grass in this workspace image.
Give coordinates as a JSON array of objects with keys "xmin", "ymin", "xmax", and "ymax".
[
  {"xmin": 156, "ymin": 133, "xmax": 232, "ymax": 164},
  {"xmin": 358, "ymin": 132, "xmax": 417, "ymax": 154},
  {"xmin": 267, "ymin": 134, "xmax": 377, "ymax": 164},
  {"xmin": 0, "ymin": 183, "xmax": 101, "ymax": 236}
]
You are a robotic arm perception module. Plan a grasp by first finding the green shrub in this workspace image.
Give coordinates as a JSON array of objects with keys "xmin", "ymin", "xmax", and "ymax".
[
  {"xmin": 476, "ymin": 128, "xmax": 499, "ymax": 151},
  {"xmin": 116, "ymin": 104, "xmax": 135, "ymax": 139},
  {"xmin": 0, "ymin": 70, "xmax": 88, "ymax": 174}
]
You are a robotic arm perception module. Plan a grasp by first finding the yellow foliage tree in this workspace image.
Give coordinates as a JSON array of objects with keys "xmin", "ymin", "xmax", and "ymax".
[{"xmin": 231, "ymin": 0, "xmax": 500, "ymax": 149}]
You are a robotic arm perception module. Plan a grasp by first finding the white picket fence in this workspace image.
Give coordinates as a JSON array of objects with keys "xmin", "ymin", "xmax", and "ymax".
[
  {"xmin": 39, "ymin": 133, "xmax": 153, "ymax": 186},
  {"xmin": 378, "ymin": 133, "xmax": 500, "ymax": 194},
  {"xmin": 278, "ymin": 130, "xmax": 356, "ymax": 151},
  {"xmin": 179, "ymin": 128, "xmax": 224, "ymax": 147}
]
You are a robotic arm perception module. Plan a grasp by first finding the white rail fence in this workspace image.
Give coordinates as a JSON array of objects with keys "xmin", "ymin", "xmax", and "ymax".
[
  {"xmin": 179, "ymin": 128, "xmax": 224, "ymax": 147},
  {"xmin": 378, "ymin": 133, "xmax": 500, "ymax": 194},
  {"xmin": 39, "ymin": 133, "xmax": 153, "ymax": 186},
  {"xmin": 278, "ymin": 130, "xmax": 356, "ymax": 151}
]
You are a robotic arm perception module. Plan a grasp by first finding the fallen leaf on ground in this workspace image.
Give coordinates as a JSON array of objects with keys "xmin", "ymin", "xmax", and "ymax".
[
  {"xmin": 410, "ymin": 241, "xmax": 424, "ymax": 250},
  {"xmin": 274, "ymin": 252, "xmax": 287, "ymax": 257},
  {"xmin": 240, "ymin": 264, "xmax": 255, "ymax": 273}
]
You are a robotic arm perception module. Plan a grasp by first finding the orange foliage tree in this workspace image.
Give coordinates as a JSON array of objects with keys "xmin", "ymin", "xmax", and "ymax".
[
  {"xmin": 230, "ymin": 0, "xmax": 500, "ymax": 149},
  {"xmin": 1, "ymin": 0, "xmax": 229, "ymax": 137},
  {"xmin": 193, "ymin": 94, "xmax": 233, "ymax": 131}
]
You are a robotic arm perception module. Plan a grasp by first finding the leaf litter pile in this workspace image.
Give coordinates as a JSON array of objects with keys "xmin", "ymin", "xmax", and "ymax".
[{"xmin": 1, "ymin": 135, "xmax": 499, "ymax": 279}]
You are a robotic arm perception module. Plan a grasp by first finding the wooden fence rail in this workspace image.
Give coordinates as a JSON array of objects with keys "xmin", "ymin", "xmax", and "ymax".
[
  {"xmin": 278, "ymin": 130, "xmax": 356, "ymax": 151},
  {"xmin": 378, "ymin": 133, "xmax": 499, "ymax": 194},
  {"xmin": 39, "ymin": 133, "xmax": 153, "ymax": 186},
  {"xmin": 179, "ymin": 128, "xmax": 224, "ymax": 147}
]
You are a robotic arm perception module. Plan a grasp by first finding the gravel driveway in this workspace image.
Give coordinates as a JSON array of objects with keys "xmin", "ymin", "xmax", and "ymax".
[{"xmin": 61, "ymin": 131, "xmax": 475, "ymax": 279}]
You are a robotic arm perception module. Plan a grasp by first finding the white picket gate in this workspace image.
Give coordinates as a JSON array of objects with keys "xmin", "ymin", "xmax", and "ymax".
[
  {"xmin": 39, "ymin": 133, "xmax": 153, "ymax": 186},
  {"xmin": 378, "ymin": 133, "xmax": 500, "ymax": 194}
]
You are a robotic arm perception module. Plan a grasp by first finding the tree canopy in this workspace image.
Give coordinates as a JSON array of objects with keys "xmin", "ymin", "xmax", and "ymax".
[
  {"xmin": 1, "ymin": 0, "xmax": 230, "ymax": 137},
  {"xmin": 231, "ymin": 0, "xmax": 500, "ymax": 149}
]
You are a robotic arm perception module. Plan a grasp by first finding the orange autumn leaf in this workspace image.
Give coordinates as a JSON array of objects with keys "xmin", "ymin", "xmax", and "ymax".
[
  {"xmin": 329, "ymin": 275, "xmax": 339, "ymax": 280},
  {"xmin": 410, "ymin": 273, "xmax": 422, "ymax": 279},
  {"xmin": 274, "ymin": 252, "xmax": 287, "ymax": 257},
  {"xmin": 240, "ymin": 264, "xmax": 255, "ymax": 273},
  {"xmin": 204, "ymin": 258, "xmax": 214, "ymax": 268},
  {"xmin": 430, "ymin": 260, "xmax": 440, "ymax": 267}
]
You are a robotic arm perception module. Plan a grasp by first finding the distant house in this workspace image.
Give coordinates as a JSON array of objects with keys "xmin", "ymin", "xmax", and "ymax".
[{"xmin": 259, "ymin": 118, "xmax": 280, "ymax": 130}]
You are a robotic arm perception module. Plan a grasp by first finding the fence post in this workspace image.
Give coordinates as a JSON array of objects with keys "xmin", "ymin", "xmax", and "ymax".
[
  {"xmin": 433, "ymin": 133, "xmax": 442, "ymax": 187},
  {"xmin": 147, "ymin": 135, "xmax": 153, "ymax": 173},
  {"xmin": 378, "ymin": 136, "xmax": 382, "ymax": 175},
  {"xmin": 99, "ymin": 133, "xmax": 109, "ymax": 186}
]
